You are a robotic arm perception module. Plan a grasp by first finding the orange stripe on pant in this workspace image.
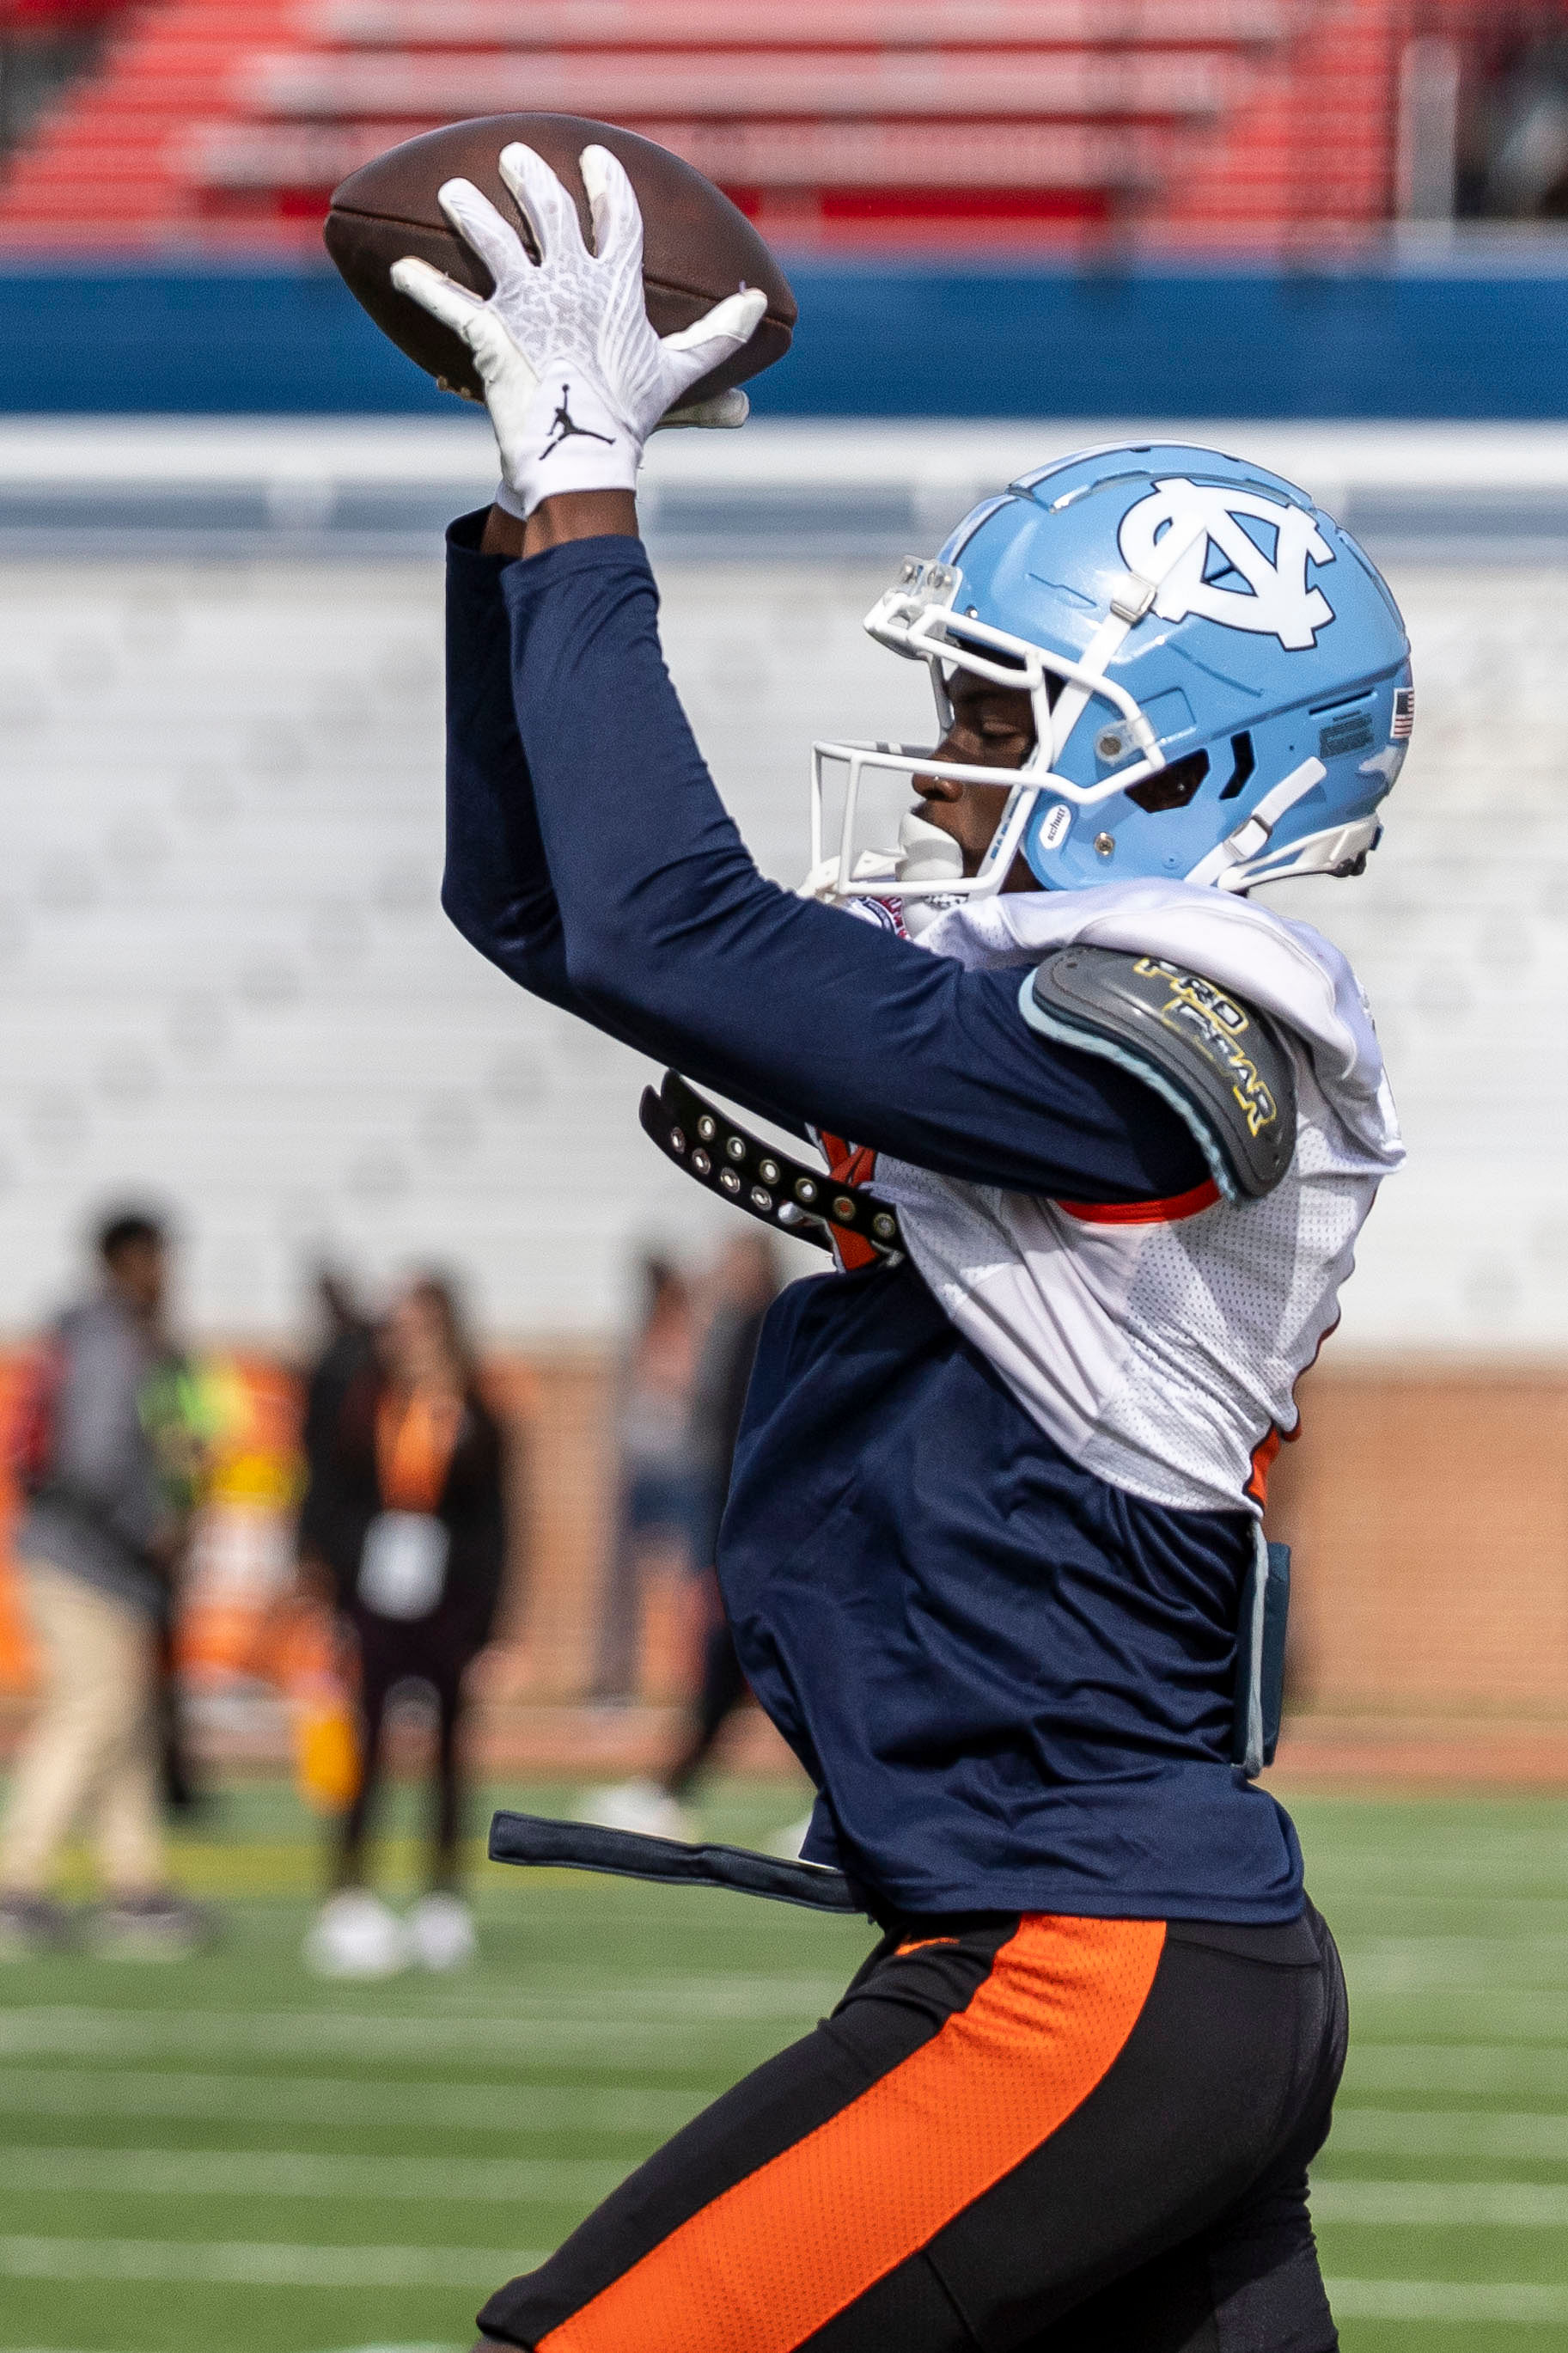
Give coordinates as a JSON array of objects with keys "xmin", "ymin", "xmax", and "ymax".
[{"xmin": 541, "ymin": 1914, "xmax": 1166, "ymax": 2353}]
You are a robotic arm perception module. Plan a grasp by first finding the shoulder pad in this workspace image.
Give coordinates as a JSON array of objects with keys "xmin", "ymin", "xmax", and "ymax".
[{"xmin": 1024, "ymin": 946, "xmax": 1297, "ymax": 1201}]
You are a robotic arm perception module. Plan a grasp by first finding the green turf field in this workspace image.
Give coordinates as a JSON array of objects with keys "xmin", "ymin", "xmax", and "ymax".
[{"xmin": 0, "ymin": 1777, "xmax": 1563, "ymax": 2353}]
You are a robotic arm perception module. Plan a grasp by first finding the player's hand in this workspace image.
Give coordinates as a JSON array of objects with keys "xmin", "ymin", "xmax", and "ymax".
[{"xmin": 391, "ymin": 143, "xmax": 766, "ymax": 517}]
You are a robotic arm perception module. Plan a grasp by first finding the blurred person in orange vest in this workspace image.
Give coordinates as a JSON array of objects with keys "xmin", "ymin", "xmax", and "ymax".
[
  {"xmin": 285, "ymin": 1267, "xmax": 376, "ymax": 1818},
  {"xmin": 0, "ymin": 1208, "xmax": 211, "ymax": 1958},
  {"xmin": 301, "ymin": 1274, "xmax": 512, "ymax": 1978}
]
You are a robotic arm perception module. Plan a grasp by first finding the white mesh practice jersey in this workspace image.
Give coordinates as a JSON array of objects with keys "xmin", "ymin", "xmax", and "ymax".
[{"xmin": 846, "ymin": 881, "xmax": 1404, "ymax": 1518}]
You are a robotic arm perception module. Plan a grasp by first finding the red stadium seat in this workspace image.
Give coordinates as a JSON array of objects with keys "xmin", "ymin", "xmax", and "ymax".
[
  {"xmin": 304, "ymin": 0, "xmax": 1291, "ymax": 48},
  {"xmin": 0, "ymin": 0, "xmax": 1557, "ymax": 254}
]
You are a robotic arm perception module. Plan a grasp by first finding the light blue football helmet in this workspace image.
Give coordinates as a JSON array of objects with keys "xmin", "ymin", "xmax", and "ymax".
[{"xmin": 808, "ymin": 443, "xmax": 1412, "ymax": 906}]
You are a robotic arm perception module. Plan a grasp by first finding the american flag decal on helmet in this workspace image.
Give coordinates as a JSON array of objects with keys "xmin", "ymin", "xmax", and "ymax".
[{"xmin": 1391, "ymin": 686, "xmax": 1415, "ymax": 739}]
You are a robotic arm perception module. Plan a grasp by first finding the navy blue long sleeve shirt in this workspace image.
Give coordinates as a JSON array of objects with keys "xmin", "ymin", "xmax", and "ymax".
[
  {"xmin": 443, "ymin": 515, "xmax": 1303, "ymax": 1925},
  {"xmin": 443, "ymin": 514, "xmax": 1207, "ymax": 1200}
]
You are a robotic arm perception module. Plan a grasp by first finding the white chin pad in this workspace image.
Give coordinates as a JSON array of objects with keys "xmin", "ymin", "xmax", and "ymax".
[{"xmin": 896, "ymin": 808, "xmax": 965, "ymax": 884}]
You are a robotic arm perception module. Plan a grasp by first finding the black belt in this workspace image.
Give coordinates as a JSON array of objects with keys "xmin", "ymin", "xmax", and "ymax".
[
  {"xmin": 638, "ymin": 1069, "xmax": 905, "ymax": 1262},
  {"xmin": 489, "ymin": 1810, "xmax": 868, "ymax": 1915}
]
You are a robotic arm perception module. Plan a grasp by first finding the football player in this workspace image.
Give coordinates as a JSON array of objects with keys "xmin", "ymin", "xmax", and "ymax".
[{"xmin": 396, "ymin": 142, "xmax": 1412, "ymax": 2353}]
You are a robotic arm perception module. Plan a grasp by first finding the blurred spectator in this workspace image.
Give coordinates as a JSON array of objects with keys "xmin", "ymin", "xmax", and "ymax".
[
  {"xmin": 283, "ymin": 1268, "xmax": 375, "ymax": 1818},
  {"xmin": 295, "ymin": 1266, "xmax": 375, "ymax": 1590},
  {"xmin": 302, "ymin": 1274, "xmax": 511, "ymax": 1979},
  {"xmin": 588, "ymin": 1232, "xmax": 782, "ymax": 1840},
  {"xmin": 0, "ymin": 1208, "xmax": 210, "ymax": 1958},
  {"xmin": 0, "ymin": 0, "xmax": 118, "ymax": 156},
  {"xmin": 590, "ymin": 1252, "xmax": 699, "ymax": 1702}
]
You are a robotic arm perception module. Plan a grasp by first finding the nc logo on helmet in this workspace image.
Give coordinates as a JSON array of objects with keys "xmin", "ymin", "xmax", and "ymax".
[{"xmin": 1118, "ymin": 478, "xmax": 1336, "ymax": 651}]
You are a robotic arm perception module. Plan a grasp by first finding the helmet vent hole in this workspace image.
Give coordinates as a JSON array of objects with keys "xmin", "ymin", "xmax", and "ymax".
[
  {"xmin": 1218, "ymin": 732, "xmax": 1256, "ymax": 801},
  {"xmin": 1126, "ymin": 749, "xmax": 1210, "ymax": 814}
]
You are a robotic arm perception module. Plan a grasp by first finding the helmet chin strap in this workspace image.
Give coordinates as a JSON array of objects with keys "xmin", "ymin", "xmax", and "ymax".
[{"xmin": 1184, "ymin": 758, "xmax": 1327, "ymax": 890}]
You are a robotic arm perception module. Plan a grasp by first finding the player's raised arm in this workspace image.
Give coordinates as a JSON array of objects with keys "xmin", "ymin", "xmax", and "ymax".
[
  {"xmin": 406, "ymin": 145, "xmax": 1207, "ymax": 1207},
  {"xmin": 441, "ymin": 504, "xmax": 819, "ymax": 1142},
  {"xmin": 414, "ymin": 135, "xmax": 748, "ymax": 1023}
]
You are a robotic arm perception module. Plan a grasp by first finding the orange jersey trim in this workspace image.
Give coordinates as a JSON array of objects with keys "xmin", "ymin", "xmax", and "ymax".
[
  {"xmin": 540, "ymin": 1914, "xmax": 1165, "ymax": 2353},
  {"xmin": 819, "ymin": 1133, "xmax": 882, "ymax": 1271},
  {"xmin": 1246, "ymin": 1425, "xmax": 1282, "ymax": 1508},
  {"xmin": 1055, "ymin": 1177, "xmax": 1221, "ymax": 1226},
  {"xmin": 1248, "ymin": 1306, "xmax": 1341, "ymax": 1507}
]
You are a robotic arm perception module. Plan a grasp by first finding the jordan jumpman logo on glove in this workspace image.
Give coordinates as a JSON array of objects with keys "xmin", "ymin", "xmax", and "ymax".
[
  {"xmin": 539, "ymin": 385, "xmax": 615, "ymax": 458},
  {"xmin": 393, "ymin": 143, "xmax": 767, "ymax": 519}
]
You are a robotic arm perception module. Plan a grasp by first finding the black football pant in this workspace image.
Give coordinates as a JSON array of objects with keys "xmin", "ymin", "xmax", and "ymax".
[
  {"xmin": 666, "ymin": 1599, "xmax": 752, "ymax": 1799},
  {"xmin": 476, "ymin": 1899, "xmax": 1347, "ymax": 2353},
  {"xmin": 334, "ymin": 1612, "xmax": 478, "ymax": 1892}
]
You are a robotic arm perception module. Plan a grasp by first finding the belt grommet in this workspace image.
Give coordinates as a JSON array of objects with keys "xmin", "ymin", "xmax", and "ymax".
[
  {"xmin": 872, "ymin": 1213, "xmax": 896, "ymax": 1240},
  {"xmin": 833, "ymin": 1196, "xmax": 856, "ymax": 1221},
  {"xmin": 698, "ymin": 1115, "xmax": 717, "ymax": 1141},
  {"xmin": 719, "ymin": 1167, "xmax": 741, "ymax": 1194},
  {"xmin": 692, "ymin": 1149, "xmax": 711, "ymax": 1176},
  {"xmin": 760, "ymin": 1158, "xmax": 779, "ymax": 1183},
  {"xmin": 795, "ymin": 1178, "xmax": 817, "ymax": 1204},
  {"xmin": 726, "ymin": 1135, "xmax": 747, "ymax": 1161}
]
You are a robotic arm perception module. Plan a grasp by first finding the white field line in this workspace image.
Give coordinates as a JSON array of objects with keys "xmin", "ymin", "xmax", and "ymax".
[
  {"xmin": 16, "ymin": 1985, "xmax": 1557, "ymax": 2061},
  {"xmin": 34, "ymin": 2154, "xmax": 1564, "ymax": 2224},
  {"xmin": 1344, "ymin": 1995, "xmax": 1568, "ymax": 2041},
  {"xmin": 0, "ymin": 1986, "xmax": 842, "ymax": 2057},
  {"xmin": 22, "ymin": 2153, "xmax": 1566, "ymax": 2228},
  {"xmin": 1339, "ymin": 1934, "xmax": 1568, "ymax": 1960},
  {"xmin": 1335, "ymin": 1940, "xmax": 1568, "ymax": 1995},
  {"xmin": 496, "ymin": 1975, "xmax": 847, "ymax": 2020},
  {"xmin": 1307, "ymin": 1852, "xmax": 1568, "ymax": 1889},
  {"xmin": 1330, "ymin": 1896, "xmax": 1568, "ymax": 1916},
  {"xmin": 5, "ymin": 2250, "xmax": 1566, "ymax": 2315},
  {"xmin": 0, "ymin": 2068, "xmax": 700, "ymax": 2136},
  {"xmin": 1344, "ymin": 2044, "xmax": 1568, "ymax": 2094},
  {"xmin": 1327, "ymin": 2277, "xmax": 1568, "ymax": 2324},
  {"xmin": 1327, "ymin": 2109, "xmax": 1568, "ymax": 2160},
  {"xmin": 0, "ymin": 2146, "xmax": 630, "ymax": 2203},
  {"xmin": 0, "ymin": 2014, "xmax": 781, "ymax": 2063},
  {"xmin": 0, "ymin": 2237, "xmax": 540, "ymax": 2289},
  {"xmin": 1311, "ymin": 2179, "xmax": 1568, "ymax": 2224}
]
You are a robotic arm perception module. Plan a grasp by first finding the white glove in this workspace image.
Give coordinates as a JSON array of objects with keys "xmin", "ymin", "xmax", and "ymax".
[{"xmin": 392, "ymin": 142, "xmax": 768, "ymax": 519}]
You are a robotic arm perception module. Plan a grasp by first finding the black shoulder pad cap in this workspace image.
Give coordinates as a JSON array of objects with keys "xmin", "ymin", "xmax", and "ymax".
[{"xmin": 1025, "ymin": 946, "xmax": 1297, "ymax": 1201}]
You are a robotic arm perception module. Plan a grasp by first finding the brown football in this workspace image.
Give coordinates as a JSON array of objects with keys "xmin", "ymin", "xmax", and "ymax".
[{"xmin": 325, "ymin": 114, "xmax": 796, "ymax": 406}]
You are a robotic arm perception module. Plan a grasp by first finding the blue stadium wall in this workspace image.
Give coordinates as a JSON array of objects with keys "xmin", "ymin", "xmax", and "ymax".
[{"xmin": 5, "ymin": 252, "xmax": 1568, "ymax": 414}]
